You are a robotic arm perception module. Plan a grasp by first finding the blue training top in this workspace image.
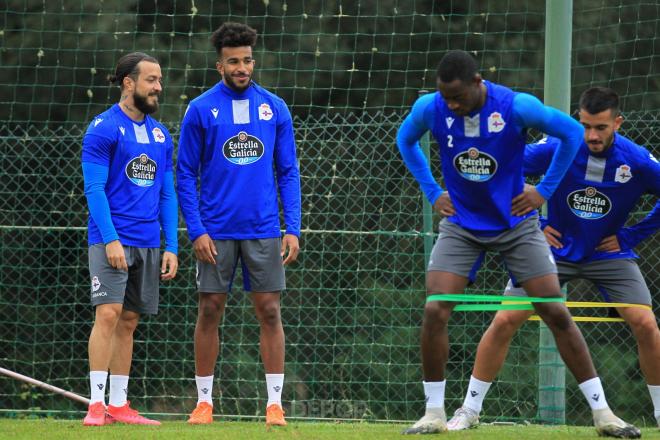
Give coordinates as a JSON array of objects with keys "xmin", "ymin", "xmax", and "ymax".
[
  {"xmin": 525, "ymin": 135, "xmax": 660, "ymax": 263},
  {"xmin": 396, "ymin": 80, "xmax": 584, "ymax": 235},
  {"xmin": 176, "ymin": 81, "xmax": 301, "ymax": 242},
  {"xmin": 81, "ymin": 104, "xmax": 178, "ymax": 253}
]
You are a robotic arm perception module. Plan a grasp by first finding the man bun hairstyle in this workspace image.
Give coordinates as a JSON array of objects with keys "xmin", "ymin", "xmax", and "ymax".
[
  {"xmin": 579, "ymin": 87, "xmax": 620, "ymax": 117},
  {"xmin": 210, "ymin": 22, "xmax": 258, "ymax": 54},
  {"xmin": 436, "ymin": 50, "xmax": 479, "ymax": 83},
  {"xmin": 107, "ymin": 52, "xmax": 158, "ymax": 88}
]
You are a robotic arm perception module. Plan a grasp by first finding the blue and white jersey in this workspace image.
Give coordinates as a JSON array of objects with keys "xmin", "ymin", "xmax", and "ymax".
[
  {"xmin": 82, "ymin": 104, "xmax": 174, "ymax": 248},
  {"xmin": 429, "ymin": 81, "xmax": 527, "ymax": 233},
  {"xmin": 176, "ymin": 81, "xmax": 301, "ymax": 241},
  {"xmin": 525, "ymin": 135, "xmax": 660, "ymax": 263},
  {"xmin": 397, "ymin": 81, "xmax": 582, "ymax": 235}
]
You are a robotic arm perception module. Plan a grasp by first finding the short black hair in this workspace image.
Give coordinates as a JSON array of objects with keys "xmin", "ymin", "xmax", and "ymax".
[
  {"xmin": 579, "ymin": 87, "xmax": 620, "ymax": 116},
  {"xmin": 107, "ymin": 52, "xmax": 158, "ymax": 89},
  {"xmin": 436, "ymin": 50, "xmax": 479, "ymax": 83},
  {"xmin": 210, "ymin": 22, "xmax": 258, "ymax": 55}
]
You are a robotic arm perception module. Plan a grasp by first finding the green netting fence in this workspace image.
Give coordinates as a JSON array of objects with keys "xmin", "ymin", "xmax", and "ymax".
[{"xmin": 1, "ymin": 0, "xmax": 658, "ymax": 427}]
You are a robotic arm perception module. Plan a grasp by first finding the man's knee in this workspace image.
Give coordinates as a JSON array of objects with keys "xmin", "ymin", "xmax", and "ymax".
[
  {"xmin": 489, "ymin": 311, "xmax": 527, "ymax": 338},
  {"xmin": 94, "ymin": 304, "xmax": 122, "ymax": 329},
  {"xmin": 626, "ymin": 312, "xmax": 660, "ymax": 343},
  {"xmin": 256, "ymin": 300, "xmax": 281, "ymax": 327},
  {"xmin": 117, "ymin": 312, "xmax": 139, "ymax": 334},
  {"xmin": 198, "ymin": 294, "xmax": 225, "ymax": 322},
  {"xmin": 534, "ymin": 303, "xmax": 573, "ymax": 331},
  {"xmin": 423, "ymin": 300, "xmax": 452, "ymax": 328}
]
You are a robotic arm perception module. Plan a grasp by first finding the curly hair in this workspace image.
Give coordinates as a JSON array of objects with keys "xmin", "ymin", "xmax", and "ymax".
[{"xmin": 210, "ymin": 22, "xmax": 258, "ymax": 54}]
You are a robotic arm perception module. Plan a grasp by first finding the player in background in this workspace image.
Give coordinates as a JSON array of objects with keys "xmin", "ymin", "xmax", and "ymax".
[
  {"xmin": 81, "ymin": 52, "xmax": 178, "ymax": 426},
  {"xmin": 177, "ymin": 22, "xmax": 301, "ymax": 426},
  {"xmin": 449, "ymin": 87, "xmax": 659, "ymax": 431},
  {"xmin": 396, "ymin": 51, "xmax": 640, "ymax": 438}
]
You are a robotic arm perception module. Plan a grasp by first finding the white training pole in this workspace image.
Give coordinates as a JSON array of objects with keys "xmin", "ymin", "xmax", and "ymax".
[{"xmin": 0, "ymin": 367, "xmax": 90, "ymax": 405}]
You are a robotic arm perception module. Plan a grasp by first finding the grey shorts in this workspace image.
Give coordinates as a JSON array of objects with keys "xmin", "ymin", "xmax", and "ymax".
[
  {"xmin": 196, "ymin": 238, "xmax": 286, "ymax": 294},
  {"xmin": 428, "ymin": 214, "xmax": 557, "ymax": 284},
  {"xmin": 505, "ymin": 258, "xmax": 651, "ymax": 305},
  {"xmin": 88, "ymin": 244, "xmax": 161, "ymax": 314}
]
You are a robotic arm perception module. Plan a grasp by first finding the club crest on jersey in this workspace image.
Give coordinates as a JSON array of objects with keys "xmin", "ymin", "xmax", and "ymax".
[
  {"xmin": 614, "ymin": 164, "xmax": 632, "ymax": 183},
  {"xmin": 567, "ymin": 187, "xmax": 611, "ymax": 220},
  {"xmin": 487, "ymin": 112, "xmax": 505, "ymax": 133},
  {"xmin": 91, "ymin": 276, "xmax": 101, "ymax": 292},
  {"xmin": 223, "ymin": 131, "xmax": 265, "ymax": 165},
  {"xmin": 453, "ymin": 147, "xmax": 498, "ymax": 182},
  {"xmin": 259, "ymin": 103, "xmax": 273, "ymax": 121},
  {"xmin": 152, "ymin": 127, "xmax": 166, "ymax": 143},
  {"xmin": 125, "ymin": 153, "xmax": 157, "ymax": 187}
]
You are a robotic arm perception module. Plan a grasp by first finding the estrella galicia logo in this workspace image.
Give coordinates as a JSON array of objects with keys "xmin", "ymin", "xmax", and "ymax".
[
  {"xmin": 567, "ymin": 187, "xmax": 612, "ymax": 220},
  {"xmin": 453, "ymin": 147, "xmax": 498, "ymax": 182},
  {"xmin": 125, "ymin": 153, "xmax": 157, "ymax": 187},
  {"xmin": 223, "ymin": 131, "xmax": 264, "ymax": 165}
]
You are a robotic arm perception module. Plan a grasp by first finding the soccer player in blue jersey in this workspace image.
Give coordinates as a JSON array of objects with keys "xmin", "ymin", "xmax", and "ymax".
[
  {"xmin": 449, "ymin": 87, "xmax": 659, "ymax": 432},
  {"xmin": 397, "ymin": 51, "xmax": 639, "ymax": 437},
  {"xmin": 81, "ymin": 52, "xmax": 178, "ymax": 426},
  {"xmin": 177, "ymin": 22, "xmax": 301, "ymax": 426}
]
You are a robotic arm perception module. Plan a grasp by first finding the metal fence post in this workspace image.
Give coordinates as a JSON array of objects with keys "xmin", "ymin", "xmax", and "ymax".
[{"xmin": 538, "ymin": 0, "xmax": 573, "ymax": 425}]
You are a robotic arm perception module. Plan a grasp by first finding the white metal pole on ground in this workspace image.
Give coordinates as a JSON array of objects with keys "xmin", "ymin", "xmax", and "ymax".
[{"xmin": 0, "ymin": 366, "xmax": 90, "ymax": 405}]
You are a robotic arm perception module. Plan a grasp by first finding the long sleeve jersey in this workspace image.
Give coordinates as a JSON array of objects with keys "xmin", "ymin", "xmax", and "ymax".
[
  {"xmin": 396, "ymin": 81, "xmax": 583, "ymax": 235},
  {"xmin": 525, "ymin": 135, "xmax": 660, "ymax": 263},
  {"xmin": 176, "ymin": 81, "xmax": 301, "ymax": 241},
  {"xmin": 81, "ymin": 104, "xmax": 178, "ymax": 253}
]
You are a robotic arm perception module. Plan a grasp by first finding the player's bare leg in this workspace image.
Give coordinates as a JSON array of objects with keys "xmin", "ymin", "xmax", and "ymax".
[
  {"xmin": 420, "ymin": 272, "xmax": 467, "ymax": 380},
  {"xmin": 618, "ymin": 306, "xmax": 660, "ymax": 426},
  {"xmin": 108, "ymin": 310, "xmax": 139, "ymax": 411},
  {"xmin": 448, "ymin": 309, "xmax": 532, "ymax": 431},
  {"xmin": 188, "ymin": 293, "xmax": 227, "ymax": 424},
  {"xmin": 109, "ymin": 309, "xmax": 139, "ymax": 375},
  {"xmin": 252, "ymin": 292, "xmax": 285, "ymax": 374},
  {"xmin": 104, "ymin": 309, "xmax": 159, "ymax": 425},
  {"xmin": 404, "ymin": 271, "xmax": 467, "ymax": 435},
  {"xmin": 89, "ymin": 303, "xmax": 123, "ymax": 371},
  {"xmin": 85, "ymin": 303, "xmax": 122, "ymax": 426},
  {"xmin": 618, "ymin": 307, "xmax": 660, "ymax": 384},
  {"xmin": 523, "ymin": 274, "xmax": 640, "ymax": 438},
  {"xmin": 195, "ymin": 293, "xmax": 227, "ymax": 376},
  {"xmin": 522, "ymin": 274, "xmax": 595, "ymax": 381},
  {"xmin": 252, "ymin": 292, "xmax": 287, "ymax": 426},
  {"xmin": 472, "ymin": 310, "xmax": 532, "ymax": 382}
]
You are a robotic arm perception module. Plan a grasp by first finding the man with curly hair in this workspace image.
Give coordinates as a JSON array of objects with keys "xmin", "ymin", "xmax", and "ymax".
[{"xmin": 177, "ymin": 22, "xmax": 301, "ymax": 426}]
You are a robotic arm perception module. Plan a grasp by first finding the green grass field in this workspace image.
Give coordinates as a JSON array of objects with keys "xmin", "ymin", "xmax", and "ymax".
[{"xmin": 1, "ymin": 419, "xmax": 659, "ymax": 440}]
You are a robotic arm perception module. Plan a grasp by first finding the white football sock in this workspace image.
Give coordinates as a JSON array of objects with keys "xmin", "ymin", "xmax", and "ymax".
[
  {"xmin": 89, "ymin": 371, "xmax": 108, "ymax": 405},
  {"xmin": 463, "ymin": 375, "xmax": 491, "ymax": 413},
  {"xmin": 579, "ymin": 377, "xmax": 608, "ymax": 410},
  {"xmin": 647, "ymin": 384, "xmax": 660, "ymax": 420},
  {"xmin": 423, "ymin": 380, "xmax": 446, "ymax": 410},
  {"xmin": 109, "ymin": 375, "xmax": 129, "ymax": 407},
  {"xmin": 266, "ymin": 374, "xmax": 284, "ymax": 406},
  {"xmin": 196, "ymin": 375, "xmax": 214, "ymax": 405}
]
